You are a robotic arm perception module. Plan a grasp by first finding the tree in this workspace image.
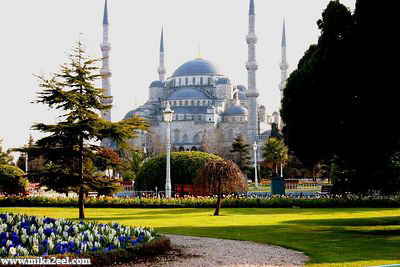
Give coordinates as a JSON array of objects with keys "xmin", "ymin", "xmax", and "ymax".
[
  {"xmin": 135, "ymin": 151, "xmax": 222, "ymax": 191},
  {"xmin": 121, "ymin": 151, "xmax": 145, "ymax": 181},
  {"xmin": 94, "ymin": 147, "xmax": 122, "ymax": 178},
  {"xmin": 201, "ymin": 127, "xmax": 230, "ymax": 157},
  {"xmin": 281, "ymin": 0, "xmax": 400, "ymax": 193},
  {"xmin": 0, "ymin": 140, "xmax": 13, "ymax": 165},
  {"xmin": 0, "ymin": 165, "xmax": 29, "ymax": 195},
  {"xmin": 262, "ymin": 137, "xmax": 288, "ymax": 177},
  {"xmin": 195, "ymin": 160, "xmax": 246, "ymax": 216},
  {"xmin": 19, "ymin": 41, "xmax": 148, "ymax": 218},
  {"xmin": 229, "ymin": 136, "xmax": 252, "ymax": 176}
]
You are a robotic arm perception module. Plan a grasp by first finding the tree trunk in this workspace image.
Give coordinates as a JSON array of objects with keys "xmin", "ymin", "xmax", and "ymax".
[
  {"xmin": 214, "ymin": 182, "xmax": 222, "ymax": 216},
  {"xmin": 78, "ymin": 135, "xmax": 85, "ymax": 219}
]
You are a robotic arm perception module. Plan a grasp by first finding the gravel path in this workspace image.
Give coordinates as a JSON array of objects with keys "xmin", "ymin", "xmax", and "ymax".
[{"xmin": 117, "ymin": 234, "xmax": 308, "ymax": 267}]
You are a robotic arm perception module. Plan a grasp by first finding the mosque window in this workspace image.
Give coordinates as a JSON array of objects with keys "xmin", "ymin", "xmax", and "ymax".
[
  {"xmin": 191, "ymin": 100, "xmax": 195, "ymax": 105},
  {"xmin": 193, "ymin": 77, "xmax": 196, "ymax": 85},
  {"xmin": 179, "ymin": 101, "xmax": 182, "ymax": 106},
  {"xmin": 197, "ymin": 100, "xmax": 200, "ymax": 106},
  {"xmin": 200, "ymin": 77, "xmax": 203, "ymax": 85},
  {"xmin": 185, "ymin": 78, "xmax": 188, "ymax": 85},
  {"xmin": 202, "ymin": 101, "xmax": 206, "ymax": 106},
  {"xmin": 208, "ymin": 77, "xmax": 212, "ymax": 84},
  {"xmin": 179, "ymin": 78, "xmax": 182, "ymax": 86},
  {"xmin": 185, "ymin": 100, "xmax": 188, "ymax": 106},
  {"xmin": 232, "ymin": 117, "xmax": 236, "ymax": 122},
  {"xmin": 173, "ymin": 101, "xmax": 177, "ymax": 106},
  {"xmin": 184, "ymin": 114, "xmax": 187, "ymax": 120}
]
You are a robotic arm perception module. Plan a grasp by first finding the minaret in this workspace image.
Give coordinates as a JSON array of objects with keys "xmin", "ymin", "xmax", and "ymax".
[
  {"xmin": 279, "ymin": 20, "xmax": 289, "ymax": 102},
  {"xmin": 245, "ymin": 0, "xmax": 259, "ymax": 144},
  {"xmin": 157, "ymin": 27, "xmax": 166, "ymax": 82},
  {"xmin": 100, "ymin": 0, "xmax": 113, "ymax": 121}
]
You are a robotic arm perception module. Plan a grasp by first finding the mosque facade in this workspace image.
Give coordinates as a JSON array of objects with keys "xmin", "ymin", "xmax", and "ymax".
[{"xmin": 100, "ymin": 0, "xmax": 287, "ymax": 154}]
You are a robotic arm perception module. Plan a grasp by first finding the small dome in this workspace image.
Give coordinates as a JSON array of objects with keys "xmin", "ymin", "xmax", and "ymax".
[
  {"xmin": 260, "ymin": 105, "xmax": 266, "ymax": 109},
  {"xmin": 123, "ymin": 110, "xmax": 136, "ymax": 120},
  {"xmin": 172, "ymin": 58, "xmax": 221, "ymax": 77},
  {"xmin": 272, "ymin": 111, "xmax": 280, "ymax": 115},
  {"xmin": 237, "ymin": 85, "xmax": 247, "ymax": 91},
  {"xmin": 149, "ymin": 80, "xmax": 164, "ymax": 88},
  {"xmin": 167, "ymin": 88, "xmax": 211, "ymax": 100},
  {"xmin": 238, "ymin": 91, "xmax": 247, "ymax": 100},
  {"xmin": 224, "ymin": 105, "xmax": 248, "ymax": 116},
  {"xmin": 216, "ymin": 77, "xmax": 231, "ymax": 85}
]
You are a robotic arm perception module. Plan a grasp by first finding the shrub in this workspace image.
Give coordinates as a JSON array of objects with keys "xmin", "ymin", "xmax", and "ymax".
[
  {"xmin": 0, "ymin": 165, "xmax": 29, "ymax": 194},
  {"xmin": 135, "ymin": 151, "xmax": 222, "ymax": 191}
]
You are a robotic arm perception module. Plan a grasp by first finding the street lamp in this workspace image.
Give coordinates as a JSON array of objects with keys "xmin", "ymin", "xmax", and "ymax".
[
  {"xmin": 252, "ymin": 142, "xmax": 258, "ymax": 188},
  {"xmin": 163, "ymin": 102, "xmax": 174, "ymax": 198}
]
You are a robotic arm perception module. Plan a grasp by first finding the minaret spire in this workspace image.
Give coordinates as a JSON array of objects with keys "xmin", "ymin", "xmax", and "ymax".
[
  {"xmin": 100, "ymin": 0, "xmax": 112, "ymax": 122},
  {"xmin": 279, "ymin": 20, "xmax": 289, "ymax": 103},
  {"xmin": 158, "ymin": 27, "xmax": 166, "ymax": 82},
  {"xmin": 245, "ymin": 0, "xmax": 259, "ymax": 144}
]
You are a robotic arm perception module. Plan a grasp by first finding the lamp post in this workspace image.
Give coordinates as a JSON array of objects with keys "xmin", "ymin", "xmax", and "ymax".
[
  {"xmin": 163, "ymin": 103, "xmax": 174, "ymax": 198},
  {"xmin": 252, "ymin": 142, "xmax": 258, "ymax": 188}
]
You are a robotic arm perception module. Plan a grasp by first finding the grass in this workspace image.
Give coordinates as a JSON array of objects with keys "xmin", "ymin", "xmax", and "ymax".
[{"xmin": 1, "ymin": 207, "xmax": 399, "ymax": 267}]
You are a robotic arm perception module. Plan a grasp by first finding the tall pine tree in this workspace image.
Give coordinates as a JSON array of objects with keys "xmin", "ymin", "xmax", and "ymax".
[
  {"xmin": 229, "ymin": 136, "xmax": 252, "ymax": 176},
  {"xmin": 20, "ymin": 41, "xmax": 148, "ymax": 219}
]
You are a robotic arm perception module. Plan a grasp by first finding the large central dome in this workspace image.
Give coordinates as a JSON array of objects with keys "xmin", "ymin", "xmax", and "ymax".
[{"xmin": 172, "ymin": 58, "xmax": 221, "ymax": 77}]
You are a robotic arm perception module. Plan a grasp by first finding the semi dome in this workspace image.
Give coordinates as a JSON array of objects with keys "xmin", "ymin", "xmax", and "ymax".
[
  {"xmin": 224, "ymin": 106, "xmax": 248, "ymax": 116},
  {"xmin": 149, "ymin": 80, "xmax": 164, "ymax": 88},
  {"xmin": 167, "ymin": 88, "xmax": 211, "ymax": 100},
  {"xmin": 237, "ymin": 85, "xmax": 247, "ymax": 91},
  {"xmin": 172, "ymin": 58, "xmax": 221, "ymax": 77}
]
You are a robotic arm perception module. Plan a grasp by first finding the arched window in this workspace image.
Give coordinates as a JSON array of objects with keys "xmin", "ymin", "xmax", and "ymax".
[
  {"xmin": 191, "ymin": 100, "xmax": 195, "ymax": 106},
  {"xmin": 179, "ymin": 78, "xmax": 182, "ymax": 86},
  {"xmin": 185, "ymin": 100, "xmax": 188, "ymax": 106},
  {"xmin": 173, "ymin": 130, "xmax": 180, "ymax": 143},
  {"xmin": 193, "ymin": 77, "xmax": 196, "ymax": 85},
  {"xmin": 197, "ymin": 100, "xmax": 200, "ymax": 106},
  {"xmin": 193, "ymin": 132, "xmax": 202, "ymax": 143},
  {"xmin": 208, "ymin": 77, "xmax": 212, "ymax": 84},
  {"xmin": 185, "ymin": 77, "xmax": 188, "ymax": 85},
  {"xmin": 200, "ymin": 77, "xmax": 203, "ymax": 85}
]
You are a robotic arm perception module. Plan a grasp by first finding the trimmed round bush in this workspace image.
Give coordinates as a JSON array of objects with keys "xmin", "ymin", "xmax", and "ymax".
[
  {"xmin": 135, "ymin": 151, "xmax": 222, "ymax": 191},
  {"xmin": 0, "ymin": 165, "xmax": 28, "ymax": 194}
]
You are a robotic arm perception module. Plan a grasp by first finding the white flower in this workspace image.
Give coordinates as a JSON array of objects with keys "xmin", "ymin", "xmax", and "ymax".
[
  {"xmin": 113, "ymin": 238, "xmax": 120, "ymax": 248},
  {"xmin": 9, "ymin": 247, "xmax": 16, "ymax": 256},
  {"xmin": 63, "ymin": 231, "xmax": 68, "ymax": 239},
  {"xmin": 6, "ymin": 240, "xmax": 12, "ymax": 248},
  {"xmin": 48, "ymin": 239, "xmax": 54, "ymax": 251},
  {"xmin": 64, "ymin": 225, "xmax": 69, "ymax": 232}
]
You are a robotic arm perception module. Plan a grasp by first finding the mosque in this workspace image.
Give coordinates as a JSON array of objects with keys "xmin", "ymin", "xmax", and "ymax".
[{"xmin": 100, "ymin": 0, "xmax": 288, "ymax": 154}]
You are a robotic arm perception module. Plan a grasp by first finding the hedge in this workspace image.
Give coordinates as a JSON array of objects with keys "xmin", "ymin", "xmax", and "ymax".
[
  {"xmin": 0, "ymin": 164, "xmax": 29, "ymax": 194},
  {"xmin": 135, "ymin": 151, "xmax": 222, "ymax": 191},
  {"xmin": 2, "ymin": 195, "xmax": 400, "ymax": 208}
]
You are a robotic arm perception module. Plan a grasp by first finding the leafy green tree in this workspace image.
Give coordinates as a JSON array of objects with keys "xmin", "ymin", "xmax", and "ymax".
[
  {"xmin": 0, "ymin": 140, "xmax": 13, "ymax": 165},
  {"xmin": 135, "ymin": 151, "xmax": 222, "ymax": 191},
  {"xmin": 281, "ymin": 0, "xmax": 400, "ymax": 193},
  {"xmin": 229, "ymin": 136, "xmax": 252, "ymax": 176},
  {"xmin": 0, "ymin": 165, "xmax": 29, "ymax": 195},
  {"xmin": 262, "ymin": 137, "xmax": 289, "ymax": 177},
  {"xmin": 19, "ymin": 41, "xmax": 148, "ymax": 218},
  {"xmin": 195, "ymin": 160, "xmax": 246, "ymax": 216}
]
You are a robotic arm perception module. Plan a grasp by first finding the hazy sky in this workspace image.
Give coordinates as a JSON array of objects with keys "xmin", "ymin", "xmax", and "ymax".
[{"xmin": 0, "ymin": 0, "xmax": 356, "ymax": 150}]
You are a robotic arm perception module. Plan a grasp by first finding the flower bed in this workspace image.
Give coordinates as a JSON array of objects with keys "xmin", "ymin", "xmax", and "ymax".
[{"xmin": 0, "ymin": 212, "xmax": 164, "ymax": 259}]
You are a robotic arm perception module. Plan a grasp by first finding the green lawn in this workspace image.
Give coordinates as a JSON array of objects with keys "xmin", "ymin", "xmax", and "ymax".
[{"xmin": 1, "ymin": 207, "xmax": 399, "ymax": 267}]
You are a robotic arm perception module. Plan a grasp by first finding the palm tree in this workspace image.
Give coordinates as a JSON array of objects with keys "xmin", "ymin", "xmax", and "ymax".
[
  {"xmin": 195, "ymin": 160, "xmax": 247, "ymax": 216},
  {"xmin": 262, "ymin": 137, "xmax": 289, "ymax": 177}
]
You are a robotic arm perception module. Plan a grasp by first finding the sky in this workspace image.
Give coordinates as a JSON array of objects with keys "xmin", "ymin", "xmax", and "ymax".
[{"xmin": 0, "ymin": 0, "xmax": 356, "ymax": 151}]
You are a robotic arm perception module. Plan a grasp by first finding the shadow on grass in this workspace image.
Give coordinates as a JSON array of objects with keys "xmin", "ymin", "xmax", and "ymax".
[{"xmin": 283, "ymin": 216, "xmax": 400, "ymax": 227}]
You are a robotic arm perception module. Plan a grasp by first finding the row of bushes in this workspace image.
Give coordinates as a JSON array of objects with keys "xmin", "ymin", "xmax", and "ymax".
[{"xmin": 1, "ymin": 195, "xmax": 400, "ymax": 208}]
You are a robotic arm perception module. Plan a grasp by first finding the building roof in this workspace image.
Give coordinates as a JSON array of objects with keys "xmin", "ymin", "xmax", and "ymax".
[
  {"xmin": 224, "ymin": 105, "xmax": 248, "ymax": 116},
  {"xmin": 172, "ymin": 58, "xmax": 221, "ymax": 77},
  {"xmin": 167, "ymin": 88, "xmax": 211, "ymax": 100},
  {"xmin": 237, "ymin": 85, "xmax": 247, "ymax": 91},
  {"xmin": 238, "ymin": 91, "xmax": 248, "ymax": 100},
  {"xmin": 149, "ymin": 80, "xmax": 164, "ymax": 88},
  {"xmin": 103, "ymin": 0, "xmax": 109, "ymax": 25},
  {"xmin": 156, "ymin": 106, "xmax": 209, "ymax": 116}
]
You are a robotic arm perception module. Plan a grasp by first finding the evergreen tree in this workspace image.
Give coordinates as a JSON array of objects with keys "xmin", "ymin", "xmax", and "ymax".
[
  {"xmin": 0, "ymin": 139, "xmax": 13, "ymax": 165},
  {"xmin": 229, "ymin": 136, "xmax": 252, "ymax": 176},
  {"xmin": 19, "ymin": 41, "xmax": 148, "ymax": 218}
]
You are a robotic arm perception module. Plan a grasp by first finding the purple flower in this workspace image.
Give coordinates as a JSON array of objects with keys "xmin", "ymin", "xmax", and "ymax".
[{"xmin": 0, "ymin": 214, "xmax": 7, "ymax": 220}]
